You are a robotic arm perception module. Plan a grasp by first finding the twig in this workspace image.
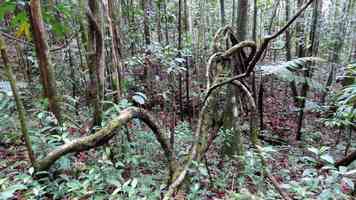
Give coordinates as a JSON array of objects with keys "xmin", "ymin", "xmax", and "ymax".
[
  {"xmin": 267, "ymin": 173, "xmax": 293, "ymax": 200},
  {"xmin": 0, "ymin": 31, "xmax": 34, "ymax": 47}
]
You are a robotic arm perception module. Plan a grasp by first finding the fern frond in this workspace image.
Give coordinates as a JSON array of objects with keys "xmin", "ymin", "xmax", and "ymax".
[{"xmin": 259, "ymin": 57, "xmax": 326, "ymax": 91}]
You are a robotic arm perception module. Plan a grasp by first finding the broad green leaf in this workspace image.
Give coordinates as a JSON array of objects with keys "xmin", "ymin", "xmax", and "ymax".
[{"xmin": 320, "ymin": 154, "xmax": 335, "ymax": 164}]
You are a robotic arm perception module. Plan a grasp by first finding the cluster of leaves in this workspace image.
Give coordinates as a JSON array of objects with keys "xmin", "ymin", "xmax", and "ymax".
[
  {"xmin": 260, "ymin": 57, "xmax": 326, "ymax": 91},
  {"xmin": 0, "ymin": 0, "xmax": 73, "ymax": 40},
  {"xmin": 0, "ymin": 104, "xmax": 167, "ymax": 199},
  {"xmin": 284, "ymin": 146, "xmax": 355, "ymax": 199},
  {"xmin": 0, "ymin": 92, "xmax": 18, "ymax": 143},
  {"xmin": 323, "ymin": 63, "xmax": 355, "ymax": 128}
]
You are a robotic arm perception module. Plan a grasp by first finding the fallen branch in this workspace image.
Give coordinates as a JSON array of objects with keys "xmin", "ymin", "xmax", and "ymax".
[
  {"xmin": 267, "ymin": 173, "xmax": 293, "ymax": 200},
  {"xmin": 335, "ymin": 150, "xmax": 356, "ymax": 167},
  {"xmin": 34, "ymin": 107, "xmax": 173, "ymax": 176}
]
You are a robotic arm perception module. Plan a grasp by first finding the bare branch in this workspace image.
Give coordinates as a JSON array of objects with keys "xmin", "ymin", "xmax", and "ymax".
[{"xmin": 35, "ymin": 107, "xmax": 172, "ymax": 173}]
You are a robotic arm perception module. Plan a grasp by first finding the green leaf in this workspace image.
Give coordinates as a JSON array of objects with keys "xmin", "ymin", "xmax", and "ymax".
[
  {"xmin": 131, "ymin": 178, "xmax": 138, "ymax": 188},
  {"xmin": 308, "ymin": 147, "xmax": 319, "ymax": 155},
  {"xmin": 0, "ymin": 1, "xmax": 16, "ymax": 22},
  {"xmin": 320, "ymin": 154, "xmax": 335, "ymax": 164},
  {"xmin": 0, "ymin": 184, "xmax": 27, "ymax": 199},
  {"xmin": 132, "ymin": 92, "xmax": 147, "ymax": 105}
]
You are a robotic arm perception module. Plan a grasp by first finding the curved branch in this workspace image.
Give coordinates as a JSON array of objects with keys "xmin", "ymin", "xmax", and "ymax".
[
  {"xmin": 335, "ymin": 150, "xmax": 356, "ymax": 167},
  {"xmin": 34, "ymin": 107, "xmax": 173, "ymax": 173},
  {"xmin": 245, "ymin": 0, "xmax": 315, "ymax": 75},
  {"xmin": 222, "ymin": 41, "xmax": 257, "ymax": 58},
  {"xmin": 206, "ymin": 52, "xmax": 224, "ymax": 89}
]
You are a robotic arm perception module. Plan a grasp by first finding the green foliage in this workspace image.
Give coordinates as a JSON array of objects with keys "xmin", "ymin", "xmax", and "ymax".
[
  {"xmin": 323, "ymin": 63, "xmax": 356, "ymax": 128},
  {"xmin": 0, "ymin": 92, "xmax": 18, "ymax": 143},
  {"xmin": 274, "ymin": 144, "xmax": 356, "ymax": 199},
  {"xmin": 260, "ymin": 57, "xmax": 326, "ymax": 91},
  {"xmin": 0, "ymin": 0, "xmax": 16, "ymax": 22},
  {"xmin": 43, "ymin": 2, "xmax": 73, "ymax": 39}
]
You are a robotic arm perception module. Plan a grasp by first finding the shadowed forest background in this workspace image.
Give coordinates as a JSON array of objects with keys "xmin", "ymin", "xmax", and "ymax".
[{"xmin": 0, "ymin": 0, "xmax": 355, "ymax": 199}]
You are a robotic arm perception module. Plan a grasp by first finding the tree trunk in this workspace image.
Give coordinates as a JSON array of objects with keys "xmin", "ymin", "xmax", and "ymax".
[
  {"xmin": 295, "ymin": 0, "xmax": 308, "ymax": 140},
  {"xmin": 156, "ymin": 1, "xmax": 163, "ymax": 43},
  {"xmin": 87, "ymin": 0, "xmax": 105, "ymax": 126},
  {"xmin": 106, "ymin": 0, "xmax": 123, "ymax": 102},
  {"xmin": 308, "ymin": 0, "xmax": 322, "ymax": 57},
  {"xmin": 252, "ymin": 0, "xmax": 257, "ymax": 41},
  {"xmin": 0, "ymin": 36, "xmax": 36, "ymax": 166},
  {"xmin": 285, "ymin": 0, "xmax": 291, "ymax": 61},
  {"xmin": 164, "ymin": 0, "xmax": 169, "ymax": 46},
  {"xmin": 232, "ymin": 0, "xmax": 236, "ymax": 25},
  {"xmin": 220, "ymin": 0, "xmax": 225, "ymax": 26},
  {"xmin": 29, "ymin": 0, "xmax": 61, "ymax": 123},
  {"xmin": 142, "ymin": 0, "xmax": 151, "ymax": 45},
  {"xmin": 237, "ymin": 0, "xmax": 249, "ymax": 41}
]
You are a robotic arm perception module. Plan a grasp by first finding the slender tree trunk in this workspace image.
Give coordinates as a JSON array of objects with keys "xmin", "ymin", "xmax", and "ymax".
[
  {"xmin": 184, "ymin": 0, "xmax": 191, "ymax": 122},
  {"xmin": 220, "ymin": 0, "xmax": 225, "ymax": 26},
  {"xmin": 142, "ymin": 0, "xmax": 151, "ymax": 45},
  {"xmin": 178, "ymin": 0, "xmax": 184, "ymax": 121},
  {"xmin": 29, "ymin": 0, "xmax": 61, "ymax": 123},
  {"xmin": 232, "ymin": 0, "xmax": 236, "ymax": 25},
  {"xmin": 295, "ymin": 0, "xmax": 308, "ymax": 140},
  {"xmin": 106, "ymin": 0, "xmax": 123, "ymax": 102},
  {"xmin": 0, "ymin": 36, "xmax": 36, "ymax": 166},
  {"xmin": 156, "ymin": 1, "xmax": 163, "ymax": 43},
  {"xmin": 258, "ymin": 0, "xmax": 280, "ymax": 128},
  {"xmin": 308, "ymin": 0, "xmax": 322, "ymax": 57},
  {"xmin": 164, "ymin": 0, "xmax": 169, "ymax": 46},
  {"xmin": 237, "ymin": 0, "xmax": 249, "ymax": 41},
  {"xmin": 252, "ymin": 0, "xmax": 257, "ymax": 41},
  {"xmin": 285, "ymin": 0, "xmax": 291, "ymax": 61},
  {"xmin": 285, "ymin": 0, "xmax": 298, "ymax": 106},
  {"xmin": 87, "ymin": 0, "xmax": 105, "ymax": 126}
]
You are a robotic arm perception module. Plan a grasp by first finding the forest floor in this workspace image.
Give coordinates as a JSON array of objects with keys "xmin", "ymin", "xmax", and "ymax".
[{"xmin": 0, "ymin": 71, "xmax": 355, "ymax": 200}]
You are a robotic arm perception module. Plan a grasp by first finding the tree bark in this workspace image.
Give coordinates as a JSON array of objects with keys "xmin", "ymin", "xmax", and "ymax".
[
  {"xmin": 29, "ymin": 0, "xmax": 61, "ymax": 123},
  {"xmin": 164, "ymin": 0, "xmax": 169, "ymax": 46},
  {"xmin": 252, "ymin": 0, "xmax": 257, "ymax": 41},
  {"xmin": 220, "ymin": 0, "xmax": 225, "ymax": 26},
  {"xmin": 237, "ymin": 0, "xmax": 249, "ymax": 41},
  {"xmin": 87, "ymin": 0, "xmax": 105, "ymax": 126},
  {"xmin": 142, "ymin": 0, "xmax": 151, "ymax": 45},
  {"xmin": 335, "ymin": 150, "xmax": 356, "ymax": 167},
  {"xmin": 285, "ymin": 0, "xmax": 291, "ymax": 61},
  {"xmin": 34, "ymin": 107, "xmax": 173, "ymax": 176},
  {"xmin": 232, "ymin": 0, "xmax": 236, "ymax": 25},
  {"xmin": 156, "ymin": 1, "xmax": 163, "ymax": 43},
  {"xmin": 0, "ymin": 36, "xmax": 36, "ymax": 166},
  {"xmin": 295, "ymin": 0, "xmax": 308, "ymax": 140},
  {"xmin": 106, "ymin": 0, "xmax": 123, "ymax": 102}
]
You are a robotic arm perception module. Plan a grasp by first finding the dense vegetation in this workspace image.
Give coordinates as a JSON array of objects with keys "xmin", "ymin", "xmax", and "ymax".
[{"xmin": 0, "ymin": 0, "xmax": 355, "ymax": 199}]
